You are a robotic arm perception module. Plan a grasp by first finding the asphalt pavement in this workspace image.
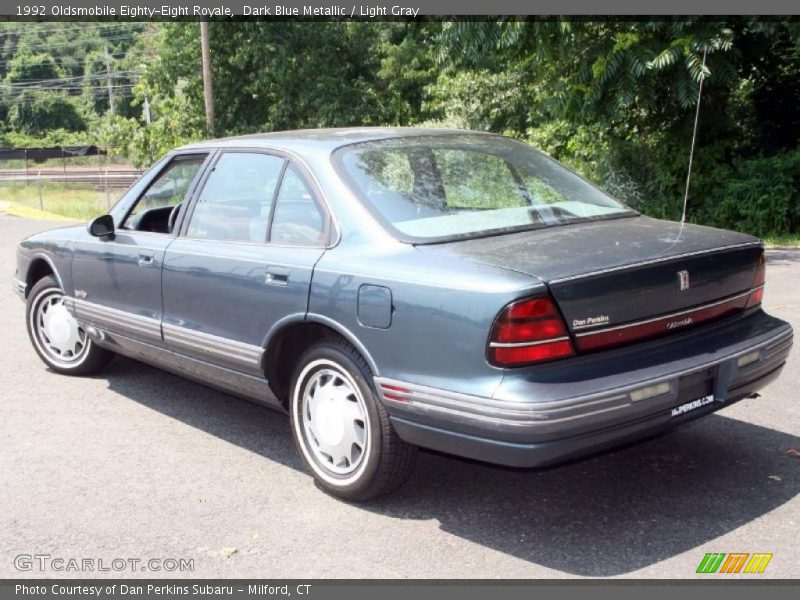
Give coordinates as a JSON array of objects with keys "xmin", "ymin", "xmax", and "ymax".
[{"xmin": 1, "ymin": 214, "xmax": 798, "ymax": 579}]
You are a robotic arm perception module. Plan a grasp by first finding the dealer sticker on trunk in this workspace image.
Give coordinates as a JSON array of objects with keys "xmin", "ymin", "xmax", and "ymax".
[{"xmin": 671, "ymin": 394, "xmax": 715, "ymax": 417}]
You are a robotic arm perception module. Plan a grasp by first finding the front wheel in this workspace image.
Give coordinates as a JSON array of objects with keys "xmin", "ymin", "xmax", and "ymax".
[
  {"xmin": 25, "ymin": 276, "xmax": 113, "ymax": 375},
  {"xmin": 290, "ymin": 338, "xmax": 416, "ymax": 501}
]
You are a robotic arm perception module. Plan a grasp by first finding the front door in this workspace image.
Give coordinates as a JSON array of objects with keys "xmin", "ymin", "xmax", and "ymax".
[
  {"xmin": 161, "ymin": 152, "xmax": 329, "ymax": 381},
  {"xmin": 71, "ymin": 154, "xmax": 209, "ymax": 346}
]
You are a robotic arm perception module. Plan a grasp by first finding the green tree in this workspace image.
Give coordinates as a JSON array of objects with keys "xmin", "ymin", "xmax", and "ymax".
[
  {"xmin": 0, "ymin": 21, "xmax": 151, "ymax": 140},
  {"xmin": 127, "ymin": 21, "xmax": 434, "ymax": 164}
]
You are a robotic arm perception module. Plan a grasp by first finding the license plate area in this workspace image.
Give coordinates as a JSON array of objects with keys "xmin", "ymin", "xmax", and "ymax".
[{"xmin": 672, "ymin": 368, "xmax": 715, "ymax": 418}]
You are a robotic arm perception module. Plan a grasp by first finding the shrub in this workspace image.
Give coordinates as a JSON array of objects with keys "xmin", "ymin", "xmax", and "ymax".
[{"xmin": 524, "ymin": 121, "xmax": 800, "ymax": 238}]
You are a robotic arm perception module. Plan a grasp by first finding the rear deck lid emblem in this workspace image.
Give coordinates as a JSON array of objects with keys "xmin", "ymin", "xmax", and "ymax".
[{"xmin": 678, "ymin": 270, "xmax": 690, "ymax": 291}]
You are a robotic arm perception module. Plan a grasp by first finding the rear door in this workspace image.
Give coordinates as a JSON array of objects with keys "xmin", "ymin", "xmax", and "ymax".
[{"xmin": 161, "ymin": 150, "xmax": 330, "ymax": 379}]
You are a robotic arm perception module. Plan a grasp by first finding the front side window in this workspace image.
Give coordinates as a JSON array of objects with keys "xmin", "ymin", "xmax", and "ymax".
[
  {"xmin": 122, "ymin": 156, "xmax": 206, "ymax": 233},
  {"xmin": 186, "ymin": 152, "xmax": 285, "ymax": 242},
  {"xmin": 269, "ymin": 165, "xmax": 327, "ymax": 246},
  {"xmin": 335, "ymin": 135, "xmax": 635, "ymax": 242}
]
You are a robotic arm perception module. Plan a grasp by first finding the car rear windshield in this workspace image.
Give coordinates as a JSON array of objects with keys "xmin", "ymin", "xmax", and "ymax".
[{"xmin": 334, "ymin": 134, "xmax": 636, "ymax": 243}]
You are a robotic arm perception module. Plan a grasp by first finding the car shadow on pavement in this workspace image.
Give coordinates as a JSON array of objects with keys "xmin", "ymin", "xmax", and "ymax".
[
  {"xmin": 102, "ymin": 356, "xmax": 800, "ymax": 577},
  {"xmin": 766, "ymin": 248, "xmax": 800, "ymax": 264},
  {"xmin": 378, "ymin": 419, "xmax": 800, "ymax": 576}
]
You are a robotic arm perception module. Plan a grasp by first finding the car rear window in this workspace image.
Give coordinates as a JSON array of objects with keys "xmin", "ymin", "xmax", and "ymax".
[{"xmin": 334, "ymin": 134, "xmax": 635, "ymax": 243}]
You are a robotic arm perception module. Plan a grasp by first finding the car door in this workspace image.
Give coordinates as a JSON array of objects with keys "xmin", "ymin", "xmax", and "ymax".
[
  {"xmin": 70, "ymin": 154, "xmax": 210, "ymax": 346},
  {"xmin": 161, "ymin": 151, "xmax": 330, "ymax": 379}
]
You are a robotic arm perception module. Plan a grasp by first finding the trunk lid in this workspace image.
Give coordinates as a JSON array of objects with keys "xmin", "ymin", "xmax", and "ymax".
[{"xmin": 417, "ymin": 216, "xmax": 762, "ymax": 344}]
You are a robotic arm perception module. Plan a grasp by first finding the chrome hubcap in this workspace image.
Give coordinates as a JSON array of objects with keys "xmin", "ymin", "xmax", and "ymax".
[
  {"xmin": 302, "ymin": 367, "xmax": 368, "ymax": 476},
  {"xmin": 34, "ymin": 292, "xmax": 88, "ymax": 363}
]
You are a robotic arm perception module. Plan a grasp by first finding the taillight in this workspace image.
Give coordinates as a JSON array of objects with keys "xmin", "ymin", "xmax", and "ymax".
[
  {"xmin": 746, "ymin": 250, "xmax": 766, "ymax": 308},
  {"xmin": 488, "ymin": 295, "xmax": 574, "ymax": 367}
]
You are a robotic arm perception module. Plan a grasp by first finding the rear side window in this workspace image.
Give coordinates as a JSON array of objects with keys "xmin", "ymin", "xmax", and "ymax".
[
  {"xmin": 186, "ymin": 152, "xmax": 285, "ymax": 242},
  {"xmin": 269, "ymin": 165, "xmax": 327, "ymax": 246}
]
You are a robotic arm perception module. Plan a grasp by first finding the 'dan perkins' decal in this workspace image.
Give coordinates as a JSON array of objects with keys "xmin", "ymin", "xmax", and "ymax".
[{"xmin": 573, "ymin": 315, "xmax": 610, "ymax": 329}]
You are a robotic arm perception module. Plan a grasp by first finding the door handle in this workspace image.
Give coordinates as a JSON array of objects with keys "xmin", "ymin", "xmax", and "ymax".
[
  {"xmin": 138, "ymin": 251, "xmax": 155, "ymax": 266},
  {"xmin": 265, "ymin": 266, "xmax": 290, "ymax": 286}
]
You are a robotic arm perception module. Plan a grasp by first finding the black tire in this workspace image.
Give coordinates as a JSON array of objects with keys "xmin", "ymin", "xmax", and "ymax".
[
  {"xmin": 290, "ymin": 337, "xmax": 417, "ymax": 501},
  {"xmin": 26, "ymin": 275, "xmax": 113, "ymax": 376}
]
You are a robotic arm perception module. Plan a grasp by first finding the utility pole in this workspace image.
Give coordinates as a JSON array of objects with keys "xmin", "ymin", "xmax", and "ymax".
[
  {"xmin": 200, "ymin": 21, "xmax": 214, "ymax": 135},
  {"xmin": 103, "ymin": 46, "xmax": 114, "ymax": 115},
  {"xmin": 143, "ymin": 96, "xmax": 152, "ymax": 124}
]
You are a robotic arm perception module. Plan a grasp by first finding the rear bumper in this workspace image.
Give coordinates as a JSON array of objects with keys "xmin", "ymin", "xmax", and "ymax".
[{"xmin": 376, "ymin": 310, "xmax": 792, "ymax": 468}]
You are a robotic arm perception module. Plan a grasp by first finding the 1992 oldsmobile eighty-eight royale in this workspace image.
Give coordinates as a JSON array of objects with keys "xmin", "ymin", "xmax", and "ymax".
[{"xmin": 13, "ymin": 128, "xmax": 793, "ymax": 500}]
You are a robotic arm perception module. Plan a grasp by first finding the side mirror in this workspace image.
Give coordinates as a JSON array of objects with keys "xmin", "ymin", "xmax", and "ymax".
[{"xmin": 88, "ymin": 214, "xmax": 115, "ymax": 238}]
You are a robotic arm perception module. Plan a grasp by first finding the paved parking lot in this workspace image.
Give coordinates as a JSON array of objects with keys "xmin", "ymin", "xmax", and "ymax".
[{"xmin": 1, "ymin": 214, "xmax": 798, "ymax": 579}]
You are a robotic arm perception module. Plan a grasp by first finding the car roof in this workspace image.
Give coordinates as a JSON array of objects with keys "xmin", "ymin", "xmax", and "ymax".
[{"xmin": 177, "ymin": 126, "xmax": 494, "ymax": 154}]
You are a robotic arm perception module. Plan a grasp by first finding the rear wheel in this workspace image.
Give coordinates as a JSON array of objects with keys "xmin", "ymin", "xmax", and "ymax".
[
  {"xmin": 290, "ymin": 338, "xmax": 416, "ymax": 501},
  {"xmin": 26, "ymin": 276, "xmax": 113, "ymax": 375}
]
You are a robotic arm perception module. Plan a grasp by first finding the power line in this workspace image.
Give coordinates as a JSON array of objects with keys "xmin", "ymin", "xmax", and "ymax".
[
  {"xmin": 0, "ymin": 89, "xmax": 138, "ymax": 99},
  {"xmin": 104, "ymin": 46, "xmax": 114, "ymax": 114},
  {"xmin": 3, "ymin": 82, "xmax": 142, "ymax": 96},
  {"xmin": 0, "ymin": 22, "xmax": 148, "ymax": 38},
  {"xmin": 0, "ymin": 22, "xmax": 151, "ymax": 110},
  {"xmin": 0, "ymin": 52, "xmax": 133, "ymax": 68},
  {"xmin": 5, "ymin": 71, "xmax": 142, "ymax": 87},
  {"xmin": 0, "ymin": 90, "xmax": 138, "ymax": 102},
  {"xmin": 2, "ymin": 82, "xmax": 138, "ymax": 90},
  {"xmin": 2, "ymin": 32, "xmax": 153, "ymax": 51},
  {"xmin": 0, "ymin": 31, "xmax": 155, "ymax": 54}
]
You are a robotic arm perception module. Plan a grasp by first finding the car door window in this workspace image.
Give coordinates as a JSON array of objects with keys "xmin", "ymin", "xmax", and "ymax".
[
  {"xmin": 269, "ymin": 165, "xmax": 327, "ymax": 246},
  {"xmin": 122, "ymin": 156, "xmax": 206, "ymax": 233},
  {"xmin": 186, "ymin": 152, "xmax": 285, "ymax": 243}
]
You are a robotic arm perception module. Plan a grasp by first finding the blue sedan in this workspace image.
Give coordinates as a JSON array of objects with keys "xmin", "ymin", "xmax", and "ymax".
[{"xmin": 14, "ymin": 128, "xmax": 793, "ymax": 500}]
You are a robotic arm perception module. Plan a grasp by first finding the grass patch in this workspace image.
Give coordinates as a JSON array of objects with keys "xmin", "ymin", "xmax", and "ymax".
[
  {"xmin": 0, "ymin": 181, "xmax": 120, "ymax": 220},
  {"xmin": 763, "ymin": 235, "xmax": 800, "ymax": 248}
]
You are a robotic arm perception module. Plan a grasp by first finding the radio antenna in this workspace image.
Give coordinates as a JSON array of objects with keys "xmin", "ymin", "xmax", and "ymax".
[{"xmin": 681, "ymin": 45, "xmax": 708, "ymax": 224}]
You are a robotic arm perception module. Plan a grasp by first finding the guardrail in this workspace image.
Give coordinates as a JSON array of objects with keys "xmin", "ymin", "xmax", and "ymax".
[{"xmin": 0, "ymin": 168, "xmax": 142, "ymax": 189}]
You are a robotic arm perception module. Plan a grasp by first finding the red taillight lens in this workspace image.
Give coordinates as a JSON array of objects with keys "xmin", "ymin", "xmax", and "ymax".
[
  {"xmin": 504, "ymin": 297, "xmax": 560, "ymax": 320},
  {"xmin": 746, "ymin": 287, "xmax": 764, "ymax": 308},
  {"xmin": 495, "ymin": 316, "xmax": 566, "ymax": 342},
  {"xmin": 753, "ymin": 251, "xmax": 766, "ymax": 287},
  {"xmin": 488, "ymin": 295, "xmax": 574, "ymax": 367},
  {"xmin": 492, "ymin": 340, "xmax": 574, "ymax": 365},
  {"xmin": 746, "ymin": 251, "xmax": 766, "ymax": 308}
]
